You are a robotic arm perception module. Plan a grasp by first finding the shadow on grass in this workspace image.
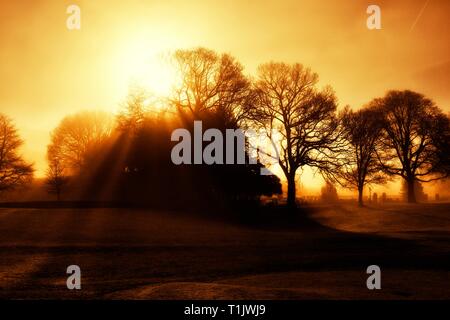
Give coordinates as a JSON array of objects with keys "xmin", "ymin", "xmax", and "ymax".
[{"xmin": 0, "ymin": 203, "xmax": 449, "ymax": 299}]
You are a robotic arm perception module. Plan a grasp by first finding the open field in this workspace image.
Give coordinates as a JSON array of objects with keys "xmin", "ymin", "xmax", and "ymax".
[{"xmin": 0, "ymin": 203, "xmax": 449, "ymax": 299}]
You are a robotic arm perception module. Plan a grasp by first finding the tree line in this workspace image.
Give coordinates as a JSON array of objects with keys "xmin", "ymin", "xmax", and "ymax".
[{"xmin": 1, "ymin": 47, "xmax": 449, "ymax": 208}]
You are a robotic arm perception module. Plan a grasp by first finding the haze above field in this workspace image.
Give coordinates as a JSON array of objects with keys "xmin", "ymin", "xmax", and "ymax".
[{"xmin": 0, "ymin": 0, "xmax": 449, "ymax": 195}]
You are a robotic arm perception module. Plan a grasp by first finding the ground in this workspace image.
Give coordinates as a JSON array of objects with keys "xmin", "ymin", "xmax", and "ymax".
[{"xmin": 0, "ymin": 203, "xmax": 449, "ymax": 299}]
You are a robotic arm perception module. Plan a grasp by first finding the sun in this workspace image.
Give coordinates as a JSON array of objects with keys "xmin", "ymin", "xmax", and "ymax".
[{"xmin": 111, "ymin": 40, "xmax": 179, "ymax": 99}]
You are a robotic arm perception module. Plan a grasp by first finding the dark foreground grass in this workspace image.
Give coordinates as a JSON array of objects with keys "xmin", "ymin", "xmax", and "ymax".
[{"xmin": 0, "ymin": 203, "xmax": 449, "ymax": 299}]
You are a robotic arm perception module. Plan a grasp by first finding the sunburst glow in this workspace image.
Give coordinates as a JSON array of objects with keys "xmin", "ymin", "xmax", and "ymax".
[{"xmin": 111, "ymin": 39, "xmax": 179, "ymax": 99}]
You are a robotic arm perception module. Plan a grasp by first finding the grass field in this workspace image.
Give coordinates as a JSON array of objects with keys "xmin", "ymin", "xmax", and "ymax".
[{"xmin": 0, "ymin": 203, "xmax": 449, "ymax": 299}]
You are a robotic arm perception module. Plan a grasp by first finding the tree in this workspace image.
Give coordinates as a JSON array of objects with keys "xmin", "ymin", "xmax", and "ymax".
[
  {"xmin": 401, "ymin": 180, "xmax": 427, "ymax": 202},
  {"xmin": 166, "ymin": 48, "xmax": 281, "ymax": 208},
  {"xmin": 48, "ymin": 110, "xmax": 114, "ymax": 174},
  {"xmin": 249, "ymin": 62, "xmax": 343, "ymax": 208},
  {"xmin": 116, "ymin": 90, "xmax": 150, "ymax": 132},
  {"xmin": 338, "ymin": 105, "xmax": 386, "ymax": 206},
  {"xmin": 378, "ymin": 90, "xmax": 450, "ymax": 203},
  {"xmin": 171, "ymin": 47, "xmax": 254, "ymax": 125},
  {"xmin": 45, "ymin": 145, "xmax": 69, "ymax": 201},
  {"xmin": 0, "ymin": 114, "xmax": 33, "ymax": 193},
  {"xmin": 432, "ymin": 112, "xmax": 450, "ymax": 178},
  {"xmin": 116, "ymin": 88, "xmax": 169, "ymax": 133}
]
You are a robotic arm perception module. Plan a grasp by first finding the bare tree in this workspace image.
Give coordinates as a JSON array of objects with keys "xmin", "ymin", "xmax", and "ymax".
[
  {"xmin": 171, "ymin": 47, "xmax": 254, "ymax": 125},
  {"xmin": 0, "ymin": 114, "xmax": 33, "ymax": 193},
  {"xmin": 116, "ymin": 90, "xmax": 150, "ymax": 132},
  {"xmin": 249, "ymin": 62, "xmax": 343, "ymax": 208},
  {"xmin": 48, "ymin": 110, "xmax": 114, "ymax": 174},
  {"xmin": 378, "ymin": 90, "xmax": 450, "ymax": 203},
  {"xmin": 432, "ymin": 112, "xmax": 450, "ymax": 178},
  {"xmin": 338, "ymin": 105, "xmax": 387, "ymax": 206},
  {"xmin": 45, "ymin": 144, "xmax": 69, "ymax": 201}
]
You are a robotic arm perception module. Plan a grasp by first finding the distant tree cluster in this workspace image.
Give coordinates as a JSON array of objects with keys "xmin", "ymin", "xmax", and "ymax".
[{"xmin": 337, "ymin": 90, "xmax": 450, "ymax": 205}]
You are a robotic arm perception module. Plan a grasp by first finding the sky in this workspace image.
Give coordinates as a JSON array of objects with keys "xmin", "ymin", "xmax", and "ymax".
[{"xmin": 0, "ymin": 0, "xmax": 449, "ymax": 195}]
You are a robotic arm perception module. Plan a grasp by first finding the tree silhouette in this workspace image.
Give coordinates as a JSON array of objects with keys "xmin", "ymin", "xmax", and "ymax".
[
  {"xmin": 432, "ymin": 112, "xmax": 450, "ymax": 178},
  {"xmin": 64, "ymin": 88, "xmax": 280, "ymax": 208},
  {"xmin": 401, "ymin": 180, "xmax": 427, "ymax": 202},
  {"xmin": 249, "ymin": 62, "xmax": 343, "ymax": 208},
  {"xmin": 171, "ymin": 47, "xmax": 253, "ymax": 125},
  {"xmin": 0, "ymin": 114, "xmax": 33, "ymax": 193},
  {"xmin": 45, "ymin": 143, "xmax": 70, "ymax": 201},
  {"xmin": 166, "ymin": 48, "xmax": 281, "ymax": 208},
  {"xmin": 378, "ymin": 90, "xmax": 450, "ymax": 203},
  {"xmin": 116, "ymin": 89, "xmax": 168, "ymax": 133},
  {"xmin": 47, "ymin": 110, "xmax": 114, "ymax": 174},
  {"xmin": 338, "ymin": 105, "xmax": 387, "ymax": 206}
]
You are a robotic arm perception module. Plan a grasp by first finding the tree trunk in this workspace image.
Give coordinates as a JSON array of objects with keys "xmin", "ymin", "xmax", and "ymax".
[
  {"xmin": 287, "ymin": 173, "xmax": 296, "ymax": 208},
  {"xmin": 407, "ymin": 178, "xmax": 416, "ymax": 203},
  {"xmin": 358, "ymin": 186, "xmax": 364, "ymax": 207}
]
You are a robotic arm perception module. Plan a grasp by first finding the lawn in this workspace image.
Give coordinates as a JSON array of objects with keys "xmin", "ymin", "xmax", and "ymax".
[{"xmin": 0, "ymin": 203, "xmax": 449, "ymax": 299}]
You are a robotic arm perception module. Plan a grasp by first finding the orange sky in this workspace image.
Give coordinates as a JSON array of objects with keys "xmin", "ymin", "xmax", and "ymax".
[{"xmin": 1, "ymin": 0, "xmax": 449, "ymax": 195}]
